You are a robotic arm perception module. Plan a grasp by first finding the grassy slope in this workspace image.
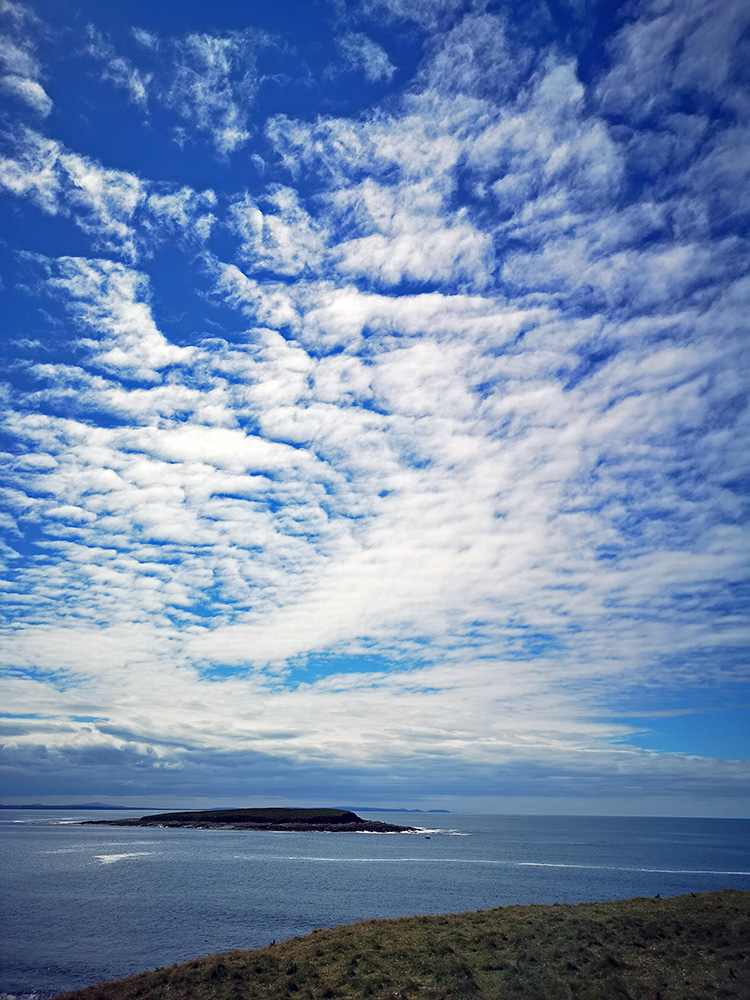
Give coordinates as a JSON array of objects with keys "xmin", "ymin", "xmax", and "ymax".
[{"xmin": 56, "ymin": 890, "xmax": 749, "ymax": 1000}]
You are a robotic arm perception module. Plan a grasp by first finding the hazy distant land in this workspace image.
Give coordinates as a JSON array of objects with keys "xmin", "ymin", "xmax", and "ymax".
[
  {"xmin": 0, "ymin": 803, "xmax": 143, "ymax": 810},
  {"xmin": 81, "ymin": 807, "xmax": 418, "ymax": 833},
  {"xmin": 54, "ymin": 890, "xmax": 749, "ymax": 1000}
]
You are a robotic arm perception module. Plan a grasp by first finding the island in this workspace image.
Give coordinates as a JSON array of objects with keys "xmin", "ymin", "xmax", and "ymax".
[{"xmin": 81, "ymin": 807, "xmax": 417, "ymax": 833}]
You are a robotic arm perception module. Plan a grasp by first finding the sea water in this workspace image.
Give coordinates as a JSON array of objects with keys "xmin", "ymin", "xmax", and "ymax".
[{"xmin": 1, "ymin": 809, "xmax": 749, "ymax": 998}]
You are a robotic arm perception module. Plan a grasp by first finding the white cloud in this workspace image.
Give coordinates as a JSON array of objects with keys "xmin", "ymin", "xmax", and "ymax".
[
  {"xmin": 0, "ymin": 35, "xmax": 35, "ymax": 75},
  {"xmin": 361, "ymin": 0, "xmax": 469, "ymax": 30},
  {"xmin": 229, "ymin": 185, "xmax": 325, "ymax": 275},
  {"xmin": 265, "ymin": 113, "xmax": 488, "ymax": 287},
  {"xmin": 0, "ymin": 128, "xmax": 61, "ymax": 212},
  {"xmin": 104, "ymin": 56, "xmax": 150, "ymax": 107},
  {"xmin": 596, "ymin": 0, "xmax": 750, "ymax": 120},
  {"xmin": 0, "ymin": 130, "xmax": 146, "ymax": 258},
  {"xmin": 163, "ymin": 30, "xmax": 263, "ymax": 154},
  {"xmin": 424, "ymin": 11, "xmax": 529, "ymax": 101},
  {"xmin": 345, "ymin": 225, "xmax": 489, "ymax": 286},
  {"xmin": 86, "ymin": 26, "xmax": 268, "ymax": 154},
  {"xmin": 333, "ymin": 31, "xmax": 395, "ymax": 83},
  {"xmin": 44, "ymin": 256, "xmax": 193, "ymax": 379},
  {"xmin": 85, "ymin": 26, "xmax": 152, "ymax": 107},
  {"xmin": 145, "ymin": 185, "xmax": 217, "ymax": 240},
  {"xmin": 0, "ymin": 129, "xmax": 218, "ymax": 259},
  {"xmin": 0, "ymin": 0, "xmax": 747, "ymax": 804},
  {"xmin": 0, "ymin": 5, "xmax": 51, "ymax": 115},
  {"xmin": 132, "ymin": 27, "xmax": 159, "ymax": 51},
  {"xmin": 0, "ymin": 72, "xmax": 51, "ymax": 114}
]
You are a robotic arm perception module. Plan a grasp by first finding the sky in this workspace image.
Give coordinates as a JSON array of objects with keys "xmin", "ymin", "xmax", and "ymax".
[{"xmin": 0, "ymin": 0, "xmax": 748, "ymax": 816}]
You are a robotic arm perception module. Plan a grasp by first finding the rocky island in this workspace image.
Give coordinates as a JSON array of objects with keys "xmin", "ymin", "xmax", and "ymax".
[{"xmin": 82, "ymin": 807, "xmax": 417, "ymax": 833}]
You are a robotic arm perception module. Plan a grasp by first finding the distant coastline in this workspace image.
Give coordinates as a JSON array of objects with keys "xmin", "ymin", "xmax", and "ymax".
[
  {"xmin": 81, "ymin": 807, "xmax": 418, "ymax": 833},
  {"xmin": 346, "ymin": 807, "xmax": 450, "ymax": 813},
  {"xmin": 0, "ymin": 803, "xmax": 144, "ymax": 810}
]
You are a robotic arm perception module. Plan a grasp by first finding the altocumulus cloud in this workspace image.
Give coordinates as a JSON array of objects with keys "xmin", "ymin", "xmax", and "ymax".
[{"xmin": 0, "ymin": 0, "xmax": 748, "ymax": 813}]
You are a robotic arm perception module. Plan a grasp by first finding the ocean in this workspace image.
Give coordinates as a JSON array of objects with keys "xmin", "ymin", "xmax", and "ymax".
[{"xmin": 1, "ymin": 809, "xmax": 749, "ymax": 998}]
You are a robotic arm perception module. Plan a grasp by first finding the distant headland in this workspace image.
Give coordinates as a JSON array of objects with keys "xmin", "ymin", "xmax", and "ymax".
[
  {"xmin": 347, "ymin": 806, "xmax": 450, "ymax": 813},
  {"xmin": 81, "ymin": 807, "xmax": 418, "ymax": 833},
  {"xmin": 0, "ymin": 802, "xmax": 142, "ymax": 810}
]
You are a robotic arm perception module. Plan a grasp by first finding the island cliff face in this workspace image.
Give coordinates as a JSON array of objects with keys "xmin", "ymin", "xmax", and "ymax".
[{"xmin": 82, "ymin": 807, "xmax": 417, "ymax": 833}]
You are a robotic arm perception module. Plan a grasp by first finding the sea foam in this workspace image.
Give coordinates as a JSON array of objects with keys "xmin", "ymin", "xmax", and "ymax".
[{"xmin": 94, "ymin": 852, "xmax": 152, "ymax": 865}]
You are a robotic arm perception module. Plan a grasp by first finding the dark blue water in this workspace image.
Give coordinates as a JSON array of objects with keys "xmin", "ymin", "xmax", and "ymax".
[{"xmin": 1, "ymin": 810, "xmax": 749, "ymax": 997}]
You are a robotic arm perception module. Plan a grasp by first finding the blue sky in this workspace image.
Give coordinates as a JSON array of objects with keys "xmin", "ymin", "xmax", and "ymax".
[{"xmin": 0, "ymin": 0, "xmax": 748, "ymax": 815}]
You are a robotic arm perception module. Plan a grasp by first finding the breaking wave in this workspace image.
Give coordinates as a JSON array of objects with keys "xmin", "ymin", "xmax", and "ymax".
[
  {"xmin": 94, "ymin": 852, "xmax": 152, "ymax": 865},
  {"xmin": 518, "ymin": 862, "xmax": 750, "ymax": 876}
]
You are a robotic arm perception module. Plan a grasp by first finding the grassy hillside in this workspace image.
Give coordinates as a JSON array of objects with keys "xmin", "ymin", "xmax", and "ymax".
[{"xmin": 56, "ymin": 890, "xmax": 748, "ymax": 1000}]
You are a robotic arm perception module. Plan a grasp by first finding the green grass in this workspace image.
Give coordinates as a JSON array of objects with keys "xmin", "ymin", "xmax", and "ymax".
[{"xmin": 56, "ymin": 890, "xmax": 749, "ymax": 1000}]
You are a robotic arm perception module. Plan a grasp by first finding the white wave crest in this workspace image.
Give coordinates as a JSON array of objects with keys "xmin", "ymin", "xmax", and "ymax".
[
  {"xmin": 0, "ymin": 993, "xmax": 48, "ymax": 999},
  {"xmin": 94, "ymin": 852, "xmax": 152, "ymax": 864},
  {"xmin": 518, "ymin": 862, "xmax": 750, "ymax": 876}
]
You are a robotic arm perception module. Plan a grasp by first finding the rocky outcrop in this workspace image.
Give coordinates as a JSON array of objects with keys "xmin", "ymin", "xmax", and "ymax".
[{"xmin": 82, "ymin": 806, "xmax": 417, "ymax": 833}]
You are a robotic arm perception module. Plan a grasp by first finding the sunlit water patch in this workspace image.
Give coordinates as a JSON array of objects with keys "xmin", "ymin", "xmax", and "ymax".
[{"xmin": 93, "ymin": 853, "xmax": 153, "ymax": 865}]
